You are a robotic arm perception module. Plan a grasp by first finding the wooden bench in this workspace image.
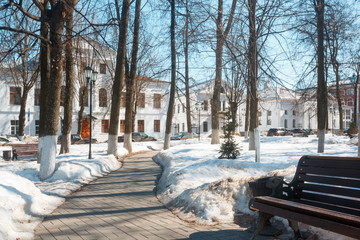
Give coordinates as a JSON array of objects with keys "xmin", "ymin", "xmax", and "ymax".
[
  {"xmin": 249, "ymin": 155, "xmax": 360, "ymax": 239},
  {"xmin": 9, "ymin": 144, "xmax": 38, "ymax": 159}
]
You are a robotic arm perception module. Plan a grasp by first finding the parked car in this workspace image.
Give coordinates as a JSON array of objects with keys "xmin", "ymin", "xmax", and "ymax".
[
  {"xmin": 170, "ymin": 132, "xmax": 198, "ymax": 140},
  {"xmin": 267, "ymin": 128, "xmax": 287, "ymax": 136},
  {"xmin": 291, "ymin": 129, "xmax": 308, "ymax": 137},
  {"xmin": 0, "ymin": 136, "xmax": 10, "ymax": 145},
  {"xmin": 58, "ymin": 134, "xmax": 82, "ymax": 144},
  {"xmin": 57, "ymin": 134, "xmax": 97, "ymax": 144},
  {"xmin": 118, "ymin": 132, "xmax": 157, "ymax": 142}
]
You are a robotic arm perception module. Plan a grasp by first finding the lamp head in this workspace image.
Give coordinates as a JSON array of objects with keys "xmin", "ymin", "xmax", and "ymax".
[
  {"xmin": 91, "ymin": 71, "xmax": 98, "ymax": 82},
  {"xmin": 84, "ymin": 66, "xmax": 92, "ymax": 79}
]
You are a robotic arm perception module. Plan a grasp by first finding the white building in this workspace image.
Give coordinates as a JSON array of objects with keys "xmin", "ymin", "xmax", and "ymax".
[
  {"xmin": 0, "ymin": 38, "xmax": 170, "ymax": 141},
  {"xmin": 173, "ymin": 81, "xmax": 229, "ymax": 137}
]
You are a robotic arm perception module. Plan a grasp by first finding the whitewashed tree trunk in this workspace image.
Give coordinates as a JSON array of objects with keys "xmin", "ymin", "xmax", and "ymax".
[
  {"xmin": 164, "ymin": 133, "xmax": 171, "ymax": 150},
  {"xmin": 358, "ymin": 131, "xmax": 360, "ymax": 157},
  {"xmin": 254, "ymin": 128, "xmax": 260, "ymax": 162},
  {"xmin": 124, "ymin": 133, "xmax": 132, "ymax": 153},
  {"xmin": 249, "ymin": 130, "xmax": 255, "ymax": 150},
  {"xmin": 318, "ymin": 129, "xmax": 325, "ymax": 153},
  {"xmin": 108, "ymin": 134, "xmax": 118, "ymax": 156},
  {"xmin": 39, "ymin": 136, "xmax": 57, "ymax": 180},
  {"xmin": 211, "ymin": 129, "xmax": 220, "ymax": 144}
]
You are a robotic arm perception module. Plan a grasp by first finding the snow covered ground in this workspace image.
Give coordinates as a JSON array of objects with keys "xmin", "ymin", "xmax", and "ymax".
[
  {"xmin": 0, "ymin": 135, "xmax": 357, "ymax": 240},
  {"xmin": 154, "ymin": 135, "xmax": 358, "ymax": 240},
  {"xmin": 0, "ymin": 141, "xmax": 163, "ymax": 240}
]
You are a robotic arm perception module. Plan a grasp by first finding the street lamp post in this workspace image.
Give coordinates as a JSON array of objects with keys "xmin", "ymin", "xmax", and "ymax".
[{"xmin": 84, "ymin": 66, "xmax": 98, "ymax": 159}]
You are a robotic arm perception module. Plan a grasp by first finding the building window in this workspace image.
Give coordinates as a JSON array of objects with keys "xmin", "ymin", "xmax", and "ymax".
[
  {"xmin": 100, "ymin": 63, "xmax": 106, "ymax": 74},
  {"xmin": 346, "ymin": 89, "xmax": 354, "ymax": 95},
  {"xmin": 101, "ymin": 119, "xmax": 109, "ymax": 133},
  {"xmin": 292, "ymin": 119, "xmax": 296, "ymax": 128},
  {"xmin": 99, "ymin": 88, "xmax": 107, "ymax": 107},
  {"xmin": 203, "ymin": 121, "xmax": 208, "ymax": 132},
  {"xmin": 137, "ymin": 93, "xmax": 145, "ymax": 108},
  {"xmin": 222, "ymin": 101, "xmax": 226, "ymax": 111},
  {"xmin": 120, "ymin": 120, "xmax": 125, "ymax": 133},
  {"xmin": 35, "ymin": 120, "xmax": 40, "ymax": 135},
  {"xmin": 60, "ymin": 86, "xmax": 66, "ymax": 106},
  {"xmin": 138, "ymin": 120, "xmax": 144, "ymax": 132},
  {"xmin": 284, "ymin": 119, "xmax": 288, "ymax": 128},
  {"xmin": 203, "ymin": 100, "xmax": 208, "ymax": 111},
  {"xmin": 284, "ymin": 110, "xmax": 288, "ymax": 115},
  {"xmin": 154, "ymin": 120, "xmax": 160, "ymax": 132},
  {"xmin": 183, "ymin": 104, "xmax": 185, "ymax": 113},
  {"xmin": 178, "ymin": 104, "xmax": 180, "ymax": 113},
  {"xmin": 11, "ymin": 120, "xmax": 19, "ymax": 135},
  {"xmin": 79, "ymin": 87, "xmax": 88, "ymax": 107},
  {"xmin": 153, "ymin": 94, "xmax": 161, "ymax": 109},
  {"xmin": 292, "ymin": 110, "xmax": 296, "ymax": 116},
  {"xmin": 182, "ymin": 123, "xmax": 185, "ymax": 131},
  {"xmin": 10, "ymin": 87, "xmax": 21, "ymax": 105},
  {"xmin": 267, "ymin": 111, "xmax": 271, "ymax": 125},
  {"xmin": 34, "ymin": 88, "xmax": 40, "ymax": 106},
  {"xmin": 120, "ymin": 92, "xmax": 126, "ymax": 108}
]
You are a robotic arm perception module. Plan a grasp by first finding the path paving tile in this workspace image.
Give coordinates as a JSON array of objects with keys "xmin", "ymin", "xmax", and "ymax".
[{"xmin": 34, "ymin": 151, "xmax": 258, "ymax": 240}]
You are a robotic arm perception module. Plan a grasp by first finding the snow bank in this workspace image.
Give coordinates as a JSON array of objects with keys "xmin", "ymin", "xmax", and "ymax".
[
  {"xmin": 154, "ymin": 135, "xmax": 357, "ymax": 239},
  {"xmin": 0, "ymin": 141, "xmax": 163, "ymax": 240}
]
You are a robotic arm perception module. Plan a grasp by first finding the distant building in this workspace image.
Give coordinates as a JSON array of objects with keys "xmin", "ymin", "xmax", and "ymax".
[{"xmin": 0, "ymin": 38, "xmax": 170, "ymax": 141}]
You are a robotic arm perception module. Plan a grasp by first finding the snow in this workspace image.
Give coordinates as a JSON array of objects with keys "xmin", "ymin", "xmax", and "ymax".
[
  {"xmin": 154, "ymin": 135, "xmax": 357, "ymax": 240},
  {"xmin": 0, "ymin": 135, "xmax": 357, "ymax": 240},
  {"xmin": 0, "ymin": 141, "xmax": 163, "ymax": 240}
]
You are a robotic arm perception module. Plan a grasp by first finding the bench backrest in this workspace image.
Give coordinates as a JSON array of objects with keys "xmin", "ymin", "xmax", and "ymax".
[{"xmin": 287, "ymin": 155, "xmax": 360, "ymax": 216}]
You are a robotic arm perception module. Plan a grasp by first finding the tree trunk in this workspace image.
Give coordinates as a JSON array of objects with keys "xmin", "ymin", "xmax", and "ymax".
[
  {"xmin": 184, "ymin": 0, "xmax": 193, "ymax": 138},
  {"xmin": 39, "ymin": 1, "xmax": 68, "ymax": 180},
  {"xmin": 315, "ymin": 0, "xmax": 326, "ymax": 153},
  {"xmin": 18, "ymin": 88, "xmax": 29, "ymax": 140},
  {"xmin": 60, "ymin": 8, "xmax": 75, "ymax": 154},
  {"xmin": 248, "ymin": 0, "xmax": 259, "ymax": 153},
  {"xmin": 124, "ymin": 0, "xmax": 141, "ymax": 153},
  {"xmin": 38, "ymin": 1, "xmax": 50, "ymax": 140},
  {"xmin": 211, "ymin": 0, "xmax": 237, "ymax": 144},
  {"xmin": 164, "ymin": 0, "xmax": 176, "ymax": 150},
  {"xmin": 108, "ymin": 0, "xmax": 130, "ymax": 156},
  {"xmin": 244, "ymin": 89, "xmax": 250, "ymax": 139},
  {"xmin": 335, "ymin": 67, "xmax": 343, "ymax": 130},
  {"xmin": 211, "ymin": 0, "xmax": 224, "ymax": 145},
  {"xmin": 77, "ymin": 87, "xmax": 87, "ymax": 135},
  {"xmin": 38, "ymin": 1, "xmax": 50, "ymax": 165}
]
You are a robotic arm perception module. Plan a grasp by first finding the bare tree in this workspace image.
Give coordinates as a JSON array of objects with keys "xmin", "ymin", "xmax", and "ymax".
[
  {"xmin": 164, "ymin": 0, "xmax": 177, "ymax": 150},
  {"xmin": 124, "ymin": 0, "xmax": 141, "ymax": 153},
  {"xmin": 314, "ymin": 0, "xmax": 327, "ymax": 153},
  {"xmin": 108, "ymin": 0, "xmax": 130, "ymax": 156},
  {"xmin": 325, "ymin": 2, "xmax": 354, "ymax": 131},
  {"xmin": 211, "ymin": 0, "xmax": 237, "ymax": 144},
  {"xmin": 60, "ymin": 5, "xmax": 75, "ymax": 154}
]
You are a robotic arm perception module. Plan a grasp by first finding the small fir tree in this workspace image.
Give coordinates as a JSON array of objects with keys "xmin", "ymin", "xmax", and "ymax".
[
  {"xmin": 219, "ymin": 110, "xmax": 240, "ymax": 159},
  {"xmin": 347, "ymin": 121, "xmax": 358, "ymax": 134}
]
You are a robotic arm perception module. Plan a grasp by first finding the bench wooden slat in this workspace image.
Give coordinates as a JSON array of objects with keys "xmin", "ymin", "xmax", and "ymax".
[
  {"xmin": 300, "ymin": 192, "xmax": 360, "ymax": 213},
  {"xmin": 254, "ymin": 196, "xmax": 360, "ymax": 228},
  {"xmin": 300, "ymin": 157, "xmax": 360, "ymax": 169},
  {"xmin": 250, "ymin": 199, "xmax": 360, "ymax": 239},
  {"xmin": 298, "ymin": 165, "xmax": 360, "ymax": 179},
  {"xmin": 298, "ymin": 182, "xmax": 360, "ymax": 199},
  {"xmin": 298, "ymin": 173, "xmax": 360, "ymax": 189},
  {"xmin": 299, "ymin": 198, "xmax": 360, "ymax": 217}
]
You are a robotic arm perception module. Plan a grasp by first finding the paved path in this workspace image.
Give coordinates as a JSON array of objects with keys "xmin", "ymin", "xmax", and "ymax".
[{"xmin": 35, "ymin": 151, "xmax": 255, "ymax": 240}]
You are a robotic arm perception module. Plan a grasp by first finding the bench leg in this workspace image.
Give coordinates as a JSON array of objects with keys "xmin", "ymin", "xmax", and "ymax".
[
  {"xmin": 251, "ymin": 212, "xmax": 272, "ymax": 240},
  {"xmin": 288, "ymin": 219, "xmax": 301, "ymax": 239}
]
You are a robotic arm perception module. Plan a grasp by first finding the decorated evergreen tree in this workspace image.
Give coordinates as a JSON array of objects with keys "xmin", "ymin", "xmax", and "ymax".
[{"xmin": 219, "ymin": 110, "xmax": 240, "ymax": 159}]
